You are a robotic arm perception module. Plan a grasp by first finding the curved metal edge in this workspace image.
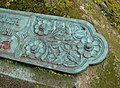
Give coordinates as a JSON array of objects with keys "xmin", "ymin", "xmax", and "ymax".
[{"xmin": 67, "ymin": 21, "xmax": 109, "ymax": 74}]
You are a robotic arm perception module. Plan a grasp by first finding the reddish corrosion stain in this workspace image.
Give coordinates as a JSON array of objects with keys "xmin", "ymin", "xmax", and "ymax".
[
  {"xmin": 0, "ymin": 41, "xmax": 11, "ymax": 49},
  {"xmin": 2, "ymin": 41, "xmax": 11, "ymax": 49}
]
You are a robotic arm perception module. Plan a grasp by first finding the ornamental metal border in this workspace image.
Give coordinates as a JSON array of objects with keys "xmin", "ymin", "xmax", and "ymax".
[{"xmin": 0, "ymin": 8, "xmax": 108, "ymax": 74}]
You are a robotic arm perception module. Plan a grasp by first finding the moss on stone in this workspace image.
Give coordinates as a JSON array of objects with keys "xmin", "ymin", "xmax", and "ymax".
[
  {"xmin": 0, "ymin": 0, "xmax": 74, "ymax": 17},
  {"xmin": 94, "ymin": 0, "xmax": 120, "ymax": 32},
  {"xmin": 91, "ymin": 53, "xmax": 120, "ymax": 88}
]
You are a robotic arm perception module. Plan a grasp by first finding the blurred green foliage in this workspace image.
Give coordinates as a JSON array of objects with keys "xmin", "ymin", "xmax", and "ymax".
[
  {"xmin": 94, "ymin": 0, "xmax": 120, "ymax": 32},
  {"xmin": 44, "ymin": 0, "xmax": 73, "ymax": 16},
  {"xmin": 0, "ymin": 0, "xmax": 73, "ymax": 17}
]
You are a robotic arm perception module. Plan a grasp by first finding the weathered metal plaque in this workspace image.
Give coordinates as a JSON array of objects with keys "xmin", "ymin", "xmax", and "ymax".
[{"xmin": 0, "ymin": 8, "xmax": 108, "ymax": 74}]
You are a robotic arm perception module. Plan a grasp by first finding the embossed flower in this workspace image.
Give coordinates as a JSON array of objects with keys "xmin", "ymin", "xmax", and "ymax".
[
  {"xmin": 77, "ymin": 37, "xmax": 100, "ymax": 58},
  {"xmin": 25, "ymin": 40, "xmax": 45, "ymax": 58},
  {"xmin": 34, "ymin": 19, "xmax": 53, "ymax": 36}
]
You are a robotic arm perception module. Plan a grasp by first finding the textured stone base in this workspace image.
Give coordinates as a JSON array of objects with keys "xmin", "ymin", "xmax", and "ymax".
[
  {"xmin": 0, "ymin": 74, "xmax": 52, "ymax": 88},
  {"xmin": 0, "ymin": 58, "xmax": 76, "ymax": 88}
]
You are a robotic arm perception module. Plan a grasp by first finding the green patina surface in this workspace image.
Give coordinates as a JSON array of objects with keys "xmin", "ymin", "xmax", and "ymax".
[{"xmin": 0, "ymin": 0, "xmax": 120, "ymax": 88}]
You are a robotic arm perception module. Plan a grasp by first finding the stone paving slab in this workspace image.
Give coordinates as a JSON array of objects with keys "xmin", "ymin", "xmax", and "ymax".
[
  {"xmin": 0, "ymin": 74, "xmax": 52, "ymax": 88},
  {"xmin": 0, "ymin": 57, "xmax": 77, "ymax": 88}
]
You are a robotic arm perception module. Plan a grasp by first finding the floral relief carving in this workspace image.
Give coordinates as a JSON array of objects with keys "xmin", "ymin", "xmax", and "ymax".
[
  {"xmin": 79, "ymin": 37, "xmax": 101, "ymax": 58},
  {"xmin": 25, "ymin": 40, "xmax": 46, "ymax": 59},
  {"xmin": 23, "ymin": 17, "xmax": 102, "ymax": 67},
  {"xmin": 34, "ymin": 18, "xmax": 53, "ymax": 36},
  {"xmin": 0, "ymin": 8, "xmax": 108, "ymax": 73}
]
